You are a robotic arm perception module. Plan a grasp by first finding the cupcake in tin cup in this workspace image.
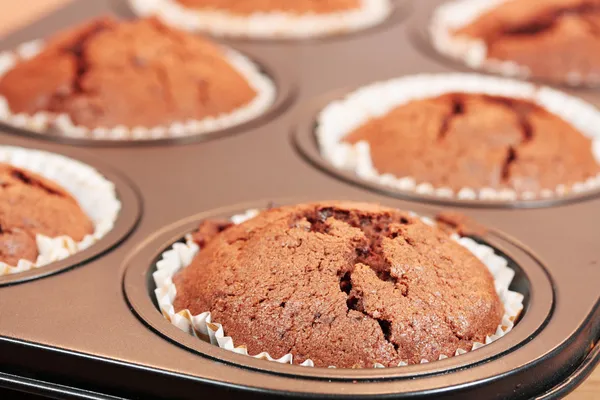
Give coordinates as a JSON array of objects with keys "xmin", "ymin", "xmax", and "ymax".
[
  {"xmin": 430, "ymin": 0, "xmax": 600, "ymax": 86},
  {"xmin": 0, "ymin": 146, "xmax": 120, "ymax": 275},
  {"xmin": 0, "ymin": 17, "xmax": 275, "ymax": 141},
  {"xmin": 317, "ymin": 73, "xmax": 600, "ymax": 201},
  {"xmin": 154, "ymin": 202, "xmax": 523, "ymax": 368},
  {"xmin": 128, "ymin": 0, "xmax": 392, "ymax": 39}
]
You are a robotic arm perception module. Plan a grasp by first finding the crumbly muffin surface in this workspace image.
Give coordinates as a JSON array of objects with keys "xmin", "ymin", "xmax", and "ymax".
[
  {"xmin": 0, "ymin": 17, "xmax": 257, "ymax": 129},
  {"xmin": 174, "ymin": 202, "xmax": 504, "ymax": 368}
]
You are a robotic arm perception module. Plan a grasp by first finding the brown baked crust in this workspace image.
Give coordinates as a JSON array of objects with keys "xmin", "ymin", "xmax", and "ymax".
[
  {"xmin": 435, "ymin": 212, "xmax": 488, "ymax": 237},
  {"xmin": 0, "ymin": 17, "xmax": 257, "ymax": 129},
  {"xmin": 343, "ymin": 93, "xmax": 600, "ymax": 194},
  {"xmin": 454, "ymin": 0, "xmax": 600, "ymax": 82},
  {"xmin": 0, "ymin": 164, "xmax": 93, "ymax": 265},
  {"xmin": 191, "ymin": 219, "xmax": 233, "ymax": 248},
  {"xmin": 175, "ymin": 0, "xmax": 362, "ymax": 15},
  {"xmin": 173, "ymin": 202, "xmax": 504, "ymax": 368}
]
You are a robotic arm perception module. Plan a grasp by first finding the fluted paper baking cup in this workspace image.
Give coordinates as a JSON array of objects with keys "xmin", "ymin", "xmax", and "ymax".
[
  {"xmin": 0, "ymin": 40, "xmax": 275, "ymax": 141},
  {"xmin": 153, "ymin": 208, "xmax": 524, "ymax": 368},
  {"xmin": 316, "ymin": 73, "xmax": 600, "ymax": 201},
  {"xmin": 429, "ymin": 0, "xmax": 600, "ymax": 86},
  {"xmin": 0, "ymin": 146, "xmax": 121, "ymax": 275},
  {"xmin": 128, "ymin": 0, "xmax": 392, "ymax": 39}
]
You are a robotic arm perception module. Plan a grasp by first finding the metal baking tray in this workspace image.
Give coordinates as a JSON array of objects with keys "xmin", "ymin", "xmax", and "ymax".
[{"xmin": 0, "ymin": 0, "xmax": 599, "ymax": 398}]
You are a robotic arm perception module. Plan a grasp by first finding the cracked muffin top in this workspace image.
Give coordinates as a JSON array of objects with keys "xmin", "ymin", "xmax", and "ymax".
[
  {"xmin": 174, "ymin": 0, "xmax": 361, "ymax": 15},
  {"xmin": 343, "ymin": 93, "xmax": 600, "ymax": 194},
  {"xmin": 0, "ymin": 17, "xmax": 257, "ymax": 129},
  {"xmin": 0, "ymin": 164, "xmax": 93, "ymax": 266},
  {"xmin": 173, "ymin": 202, "xmax": 504, "ymax": 368},
  {"xmin": 453, "ymin": 0, "xmax": 600, "ymax": 82}
]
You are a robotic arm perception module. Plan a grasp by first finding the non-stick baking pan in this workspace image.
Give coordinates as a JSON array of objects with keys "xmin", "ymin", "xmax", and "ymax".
[{"xmin": 1, "ymin": 0, "xmax": 600, "ymax": 398}]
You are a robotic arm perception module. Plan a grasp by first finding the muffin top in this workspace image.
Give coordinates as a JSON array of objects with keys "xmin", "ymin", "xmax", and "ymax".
[
  {"xmin": 343, "ymin": 93, "xmax": 600, "ymax": 194},
  {"xmin": 453, "ymin": 0, "xmax": 600, "ymax": 82},
  {"xmin": 0, "ymin": 164, "xmax": 93, "ymax": 265},
  {"xmin": 175, "ymin": 0, "xmax": 361, "ymax": 15},
  {"xmin": 173, "ymin": 202, "xmax": 504, "ymax": 368},
  {"xmin": 0, "ymin": 17, "xmax": 257, "ymax": 129}
]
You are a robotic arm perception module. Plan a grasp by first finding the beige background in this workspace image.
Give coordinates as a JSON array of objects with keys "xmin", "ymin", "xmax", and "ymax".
[{"xmin": 0, "ymin": 0, "xmax": 597, "ymax": 398}]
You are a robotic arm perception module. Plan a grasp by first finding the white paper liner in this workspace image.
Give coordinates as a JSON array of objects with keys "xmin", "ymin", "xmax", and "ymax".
[
  {"xmin": 0, "ymin": 146, "xmax": 121, "ymax": 275},
  {"xmin": 316, "ymin": 73, "xmax": 600, "ymax": 201},
  {"xmin": 429, "ymin": 0, "xmax": 600, "ymax": 86},
  {"xmin": 0, "ymin": 40, "xmax": 276, "ymax": 141},
  {"xmin": 153, "ymin": 207, "xmax": 524, "ymax": 368},
  {"xmin": 128, "ymin": 0, "xmax": 392, "ymax": 39}
]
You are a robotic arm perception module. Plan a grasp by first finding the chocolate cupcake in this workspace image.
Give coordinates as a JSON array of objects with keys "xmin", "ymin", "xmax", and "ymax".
[
  {"xmin": 0, "ymin": 146, "xmax": 120, "ymax": 275},
  {"xmin": 154, "ymin": 202, "xmax": 524, "ymax": 368},
  {"xmin": 128, "ymin": 0, "xmax": 392, "ymax": 39},
  {"xmin": 431, "ymin": 0, "xmax": 600, "ymax": 85},
  {"xmin": 0, "ymin": 17, "xmax": 275, "ymax": 140},
  {"xmin": 317, "ymin": 74, "xmax": 600, "ymax": 201}
]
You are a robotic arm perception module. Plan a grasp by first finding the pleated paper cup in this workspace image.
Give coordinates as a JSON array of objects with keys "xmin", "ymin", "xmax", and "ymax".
[
  {"xmin": 316, "ymin": 73, "xmax": 600, "ymax": 201},
  {"xmin": 153, "ymin": 208, "xmax": 524, "ymax": 368},
  {"xmin": 0, "ymin": 40, "xmax": 275, "ymax": 141},
  {"xmin": 0, "ymin": 146, "xmax": 121, "ymax": 275},
  {"xmin": 128, "ymin": 0, "xmax": 392, "ymax": 39}
]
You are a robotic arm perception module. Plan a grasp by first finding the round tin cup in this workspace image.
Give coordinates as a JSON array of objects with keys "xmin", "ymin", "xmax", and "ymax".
[
  {"xmin": 0, "ymin": 146, "xmax": 141, "ymax": 286},
  {"xmin": 293, "ymin": 88, "xmax": 600, "ymax": 209},
  {"xmin": 0, "ymin": 48, "xmax": 296, "ymax": 148},
  {"xmin": 123, "ymin": 199, "xmax": 552, "ymax": 382}
]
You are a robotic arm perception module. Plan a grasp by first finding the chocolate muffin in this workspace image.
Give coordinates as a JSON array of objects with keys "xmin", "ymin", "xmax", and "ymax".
[
  {"xmin": 443, "ymin": 0, "xmax": 600, "ymax": 83},
  {"xmin": 0, "ymin": 17, "xmax": 259, "ymax": 130},
  {"xmin": 175, "ymin": 0, "xmax": 362, "ymax": 14},
  {"xmin": 0, "ymin": 163, "xmax": 93, "ymax": 266},
  {"xmin": 342, "ymin": 92, "xmax": 600, "ymax": 195},
  {"xmin": 173, "ymin": 202, "xmax": 504, "ymax": 368}
]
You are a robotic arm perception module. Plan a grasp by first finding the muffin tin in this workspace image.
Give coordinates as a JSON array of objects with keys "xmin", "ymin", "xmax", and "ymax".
[
  {"xmin": 0, "ymin": 145, "xmax": 140, "ymax": 285},
  {"xmin": 125, "ymin": 200, "xmax": 538, "ymax": 375},
  {"xmin": 1, "ymin": 0, "xmax": 600, "ymax": 398},
  {"xmin": 0, "ymin": 23, "xmax": 296, "ymax": 145},
  {"xmin": 294, "ymin": 86, "xmax": 600, "ymax": 209}
]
